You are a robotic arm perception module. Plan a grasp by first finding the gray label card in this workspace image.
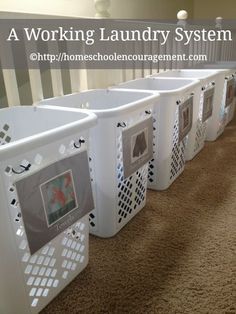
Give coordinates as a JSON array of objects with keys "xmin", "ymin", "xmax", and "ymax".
[
  {"xmin": 179, "ymin": 96, "xmax": 193, "ymax": 143},
  {"xmin": 15, "ymin": 151, "xmax": 94, "ymax": 255},
  {"xmin": 225, "ymin": 78, "xmax": 235, "ymax": 108},
  {"xmin": 202, "ymin": 86, "xmax": 215, "ymax": 122},
  {"xmin": 122, "ymin": 116, "xmax": 153, "ymax": 179}
]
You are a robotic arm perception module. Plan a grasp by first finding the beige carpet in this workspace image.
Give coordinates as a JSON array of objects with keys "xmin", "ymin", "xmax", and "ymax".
[{"xmin": 42, "ymin": 116, "xmax": 236, "ymax": 314}]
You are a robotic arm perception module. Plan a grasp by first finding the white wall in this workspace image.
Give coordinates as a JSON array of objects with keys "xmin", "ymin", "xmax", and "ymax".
[
  {"xmin": 2, "ymin": 0, "xmax": 235, "ymax": 20},
  {"xmin": 110, "ymin": 0, "xmax": 193, "ymax": 19},
  {"xmin": 0, "ymin": 0, "xmax": 193, "ymax": 19},
  {"xmin": 194, "ymin": 0, "xmax": 236, "ymax": 19},
  {"xmin": 0, "ymin": 0, "xmax": 95, "ymax": 18}
]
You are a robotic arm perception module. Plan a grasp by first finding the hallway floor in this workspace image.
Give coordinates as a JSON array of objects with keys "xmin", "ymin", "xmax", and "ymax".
[{"xmin": 42, "ymin": 116, "xmax": 236, "ymax": 314}]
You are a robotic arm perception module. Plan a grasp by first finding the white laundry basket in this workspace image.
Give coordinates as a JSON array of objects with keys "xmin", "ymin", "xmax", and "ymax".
[
  {"xmin": 217, "ymin": 65, "xmax": 236, "ymax": 125},
  {"xmin": 113, "ymin": 77, "xmax": 200, "ymax": 190},
  {"xmin": 202, "ymin": 67, "xmax": 236, "ymax": 138},
  {"xmin": 37, "ymin": 90, "xmax": 158, "ymax": 238},
  {"xmin": 225, "ymin": 71, "xmax": 236, "ymax": 125},
  {"xmin": 150, "ymin": 70, "xmax": 217, "ymax": 160},
  {"xmin": 0, "ymin": 106, "xmax": 97, "ymax": 314}
]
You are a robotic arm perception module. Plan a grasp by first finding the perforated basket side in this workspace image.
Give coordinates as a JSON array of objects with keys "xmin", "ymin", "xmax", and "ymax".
[
  {"xmin": 115, "ymin": 110, "xmax": 151, "ymax": 231},
  {"xmin": 225, "ymin": 101, "xmax": 236, "ymax": 124},
  {"xmin": 192, "ymin": 82, "xmax": 214, "ymax": 156},
  {"xmin": 0, "ymin": 132, "xmax": 90, "ymax": 313},
  {"xmin": 148, "ymin": 112, "xmax": 158, "ymax": 187},
  {"xmin": 217, "ymin": 79, "xmax": 228, "ymax": 136},
  {"xmin": 88, "ymin": 154, "xmax": 98, "ymax": 231},
  {"xmin": 0, "ymin": 123, "xmax": 12, "ymax": 146},
  {"xmin": 206, "ymin": 73, "xmax": 228, "ymax": 141},
  {"xmin": 170, "ymin": 106, "xmax": 187, "ymax": 183}
]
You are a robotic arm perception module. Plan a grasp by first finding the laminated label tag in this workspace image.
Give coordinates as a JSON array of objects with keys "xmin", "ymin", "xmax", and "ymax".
[
  {"xmin": 178, "ymin": 96, "xmax": 193, "ymax": 143},
  {"xmin": 15, "ymin": 151, "xmax": 94, "ymax": 255},
  {"xmin": 202, "ymin": 86, "xmax": 215, "ymax": 122},
  {"xmin": 122, "ymin": 116, "xmax": 153, "ymax": 179},
  {"xmin": 225, "ymin": 77, "xmax": 235, "ymax": 108}
]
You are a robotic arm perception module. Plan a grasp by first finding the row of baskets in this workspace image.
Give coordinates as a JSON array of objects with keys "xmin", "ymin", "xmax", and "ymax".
[{"xmin": 0, "ymin": 68, "xmax": 235, "ymax": 313}]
